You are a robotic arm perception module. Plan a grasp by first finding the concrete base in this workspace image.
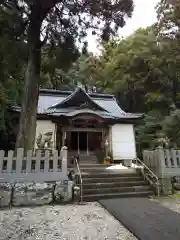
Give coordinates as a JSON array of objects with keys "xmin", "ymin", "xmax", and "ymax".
[
  {"xmin": 13, "ymin": 182, "xmax": 53, "ymax": 206},
  {"xmin": 0, "ymin": 183, "xmax": 12, "ymax": 207},
  {"xmin": 0, "ymin": 181, "xmax": 73, "ymax": 208},
  {"xmin": 55, "ymin": 181, "xmax": 73, "ymax": 202},
  {"xmin": 160, "ymin": 178, "xmax": 173, "ymax": 195}
]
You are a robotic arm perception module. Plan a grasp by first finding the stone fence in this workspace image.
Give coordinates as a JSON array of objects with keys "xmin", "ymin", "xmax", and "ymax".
[
  {"xmin": 0, "ymin": 147, "xmax": 74, "ymax": 208},
  {"xmin": 143, "ymin": 147, "xmax": 180, "ymax": 194},
  {"xmin": 0, "ymin": 147, "xmax": 68, "ymax": 183}
]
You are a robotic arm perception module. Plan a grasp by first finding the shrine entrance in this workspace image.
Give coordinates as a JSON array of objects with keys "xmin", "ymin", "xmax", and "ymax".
[
  {"xmin": 67, "ymin": 128, "xmax": 102, "ymax": 155},
  {"xmin": 56, "ymin": 114, "xmax": 109, "ymax": 156}
]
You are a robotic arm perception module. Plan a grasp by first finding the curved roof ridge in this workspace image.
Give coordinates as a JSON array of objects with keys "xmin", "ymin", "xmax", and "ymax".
[
  {"xmin": 112, "ymin": 97, "xmax": 143, "ymax": 117},
  {"xmin": 39, "ymin": 88, "xmax": 115, "ymax": 99},
  {"xmin": 48, "ymin": 87, "xmax": 109, "ymax": 112},
  {"xmin": 112, "ymin": 96, "xmax": 127, "ymax": 114}
]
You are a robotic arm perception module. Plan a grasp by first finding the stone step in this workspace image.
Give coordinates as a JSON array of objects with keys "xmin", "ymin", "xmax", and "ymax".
[
  {"xmin": 80, "ymin": 181, "xmax": 148, "ymax": 189},
  {"xmin": 81, "ymin": 172, "xmax": 141, "ymax": 177},
  {"xmin": 68, "ymin": 157, "xmax": 97, "ymax": 160},
  {"xmin": 81, "ymin": 172, "xmax": 138, "ymax": 179},
  {"xmin": 69, "ymin": 161, "xmax": 98, "ymax": 166},
  {"xmin": 80, "ymin": 161, "xmax": 98, "ymax": 165},
  {"xmin": 82, "ymin": 186, "xmax": 151, "ymax": 195},
  {"xmin": 83, "ymin": 191, "xmax": 154, "ymax": 202},
  {"xmin": 79, "ymin": 164, "xmax": 106, "ymax": 168},
  {"xmin": 82, "ymin": 167, "xmax": 136, "ymax": 171},
  {"xmin": 80, "ymin": 158, "xmax": 98, "ymax": 161},
  {"xmin": 82, "ymin": 176, "xmax": 143, "ymax": 183},
  {"xmin": 80, "ymin": 168, "xmax": 111, "ymax": 172},
  {"xmin": 74, "ymin": 166, "xmax": 154, "ymax": 201},
  {"xmin": 80, "ymin": 158, "xmax": 97, "ymax": 160}
]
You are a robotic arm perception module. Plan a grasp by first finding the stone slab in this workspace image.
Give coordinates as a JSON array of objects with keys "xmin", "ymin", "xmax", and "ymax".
[
  {"xmin": 55, "ymin": 180, "xmax": 73, "ymax": 202},
  {"xmin": 13, "ymin": 182, "xmax": 53, "ymax": 206},
  {"xmin": 0, "ymin": 183, "xmax": 12, "ymax": 207},
  {"xmin": 0, "ymin": 180, "xmax": 73, "ymax": 207}
]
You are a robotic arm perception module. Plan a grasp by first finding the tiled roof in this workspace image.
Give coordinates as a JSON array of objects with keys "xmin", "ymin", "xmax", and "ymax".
[
  {"xmin": 46, "ymin": 109, "xmax": 115, "ymax": 119},
  {"xmin": 11, "ymin": 88, "xmax": 143, "ymax": 120},
  {"xmin": 38, "ymin": 95, "xmax": 67, "ymax": 114},
  {"xmin": 38, "ymin": 88, "xmax": 142, "ymax": 119}
]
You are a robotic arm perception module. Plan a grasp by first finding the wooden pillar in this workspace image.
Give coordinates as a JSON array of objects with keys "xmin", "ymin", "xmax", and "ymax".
[
  {"xmin": 78, "ymin": 132, "xmax": 80, "ymax": 154},
  {"xmin": 62, "ymin": 127, "xmax": 67, "ymax": 146},
  {"xmin": 87, "ymin": 132, "xmax": 89, "ymax": 155},
  {"xmin": 62, "ymin": 128, "xmax": 65, "ymax": 146}
]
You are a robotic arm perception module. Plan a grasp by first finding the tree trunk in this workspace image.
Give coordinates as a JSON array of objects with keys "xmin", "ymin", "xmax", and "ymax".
[
  {"xmin": 15, "ymin": 1, "xmax": 61, "ymax": 152},
  {"xmin": 16, "ymin": 14, "xmax": 42, "ymax": 152}
]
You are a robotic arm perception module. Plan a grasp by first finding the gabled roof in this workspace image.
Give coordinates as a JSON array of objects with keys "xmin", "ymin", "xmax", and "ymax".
[
  {"xmin": 10, "ymin": 88, "xmax": 143, "ymax": 120},
  {"xmin": 40, "ymin": 88, "xmax": 142, "ymax": 120},
  {"xmin": 49, "ymin": 87, "xmax": 107, "ymax": 112}
]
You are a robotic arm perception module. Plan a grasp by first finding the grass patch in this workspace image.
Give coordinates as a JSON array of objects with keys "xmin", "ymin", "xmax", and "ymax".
[{"xmin": 169, "ymin": 193, "xmax": 180, "ymax": 199}]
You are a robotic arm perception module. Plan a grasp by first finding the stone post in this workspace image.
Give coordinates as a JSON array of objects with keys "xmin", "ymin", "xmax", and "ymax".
[
  {"xmin": 155, "ymin": 146, "xmax": 165, "ymax": 177},
  {"xmin": 155, "ymin": 147, "xmax": 172, "ymax": 195},
  {"xmin": 61, "ymin": 146, "xmax": 68, "ymax": 177}
]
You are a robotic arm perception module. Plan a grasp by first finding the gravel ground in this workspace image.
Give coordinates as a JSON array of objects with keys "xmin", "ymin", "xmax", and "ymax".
[
  {"xmin": 1, "ymin": 197, "xmax": 180, "ymax": 240},
  {"xmin": 0, "ymin": 202, "xmax": 137, "ymax": 240},
  {"xmin": 151, "ymin": 196, "xmax": 180, "ymax": 213}
]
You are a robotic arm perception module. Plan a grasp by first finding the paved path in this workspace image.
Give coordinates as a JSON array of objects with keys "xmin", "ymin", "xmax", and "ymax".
[{"xmin": 99, "ymin": 198, "xmax": 180, "ymax": 240}]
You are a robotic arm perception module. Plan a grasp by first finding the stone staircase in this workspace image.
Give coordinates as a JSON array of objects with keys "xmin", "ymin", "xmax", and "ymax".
[
  {"xmin": 68, "ymin": 152, "xmax": 98, "ymax": 167},
  {"xmin": 78, "ymin": 164, "xmax": 154, "ymax": 202},
  {"xmin": 79, "ymin": 154, "xmax": 98, "ymax": 165}
]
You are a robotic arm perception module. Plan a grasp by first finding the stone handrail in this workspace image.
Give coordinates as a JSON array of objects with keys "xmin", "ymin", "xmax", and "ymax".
[
  {"xmin": 74, "ymin": 156, "xmax": 83, "ymax": 203},
  {"xmin": 135, "ymin": 158, "xmax": 160, "ymax": 197}
]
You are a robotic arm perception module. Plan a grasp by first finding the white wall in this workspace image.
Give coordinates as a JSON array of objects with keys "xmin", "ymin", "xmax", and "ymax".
[
  {"xmin": 35, "ymin": 120, "xmax": 56, "ymax": 149},
  {"xmin": 111, "ymin": 124, "xmax": 136, "ymax": 160}
]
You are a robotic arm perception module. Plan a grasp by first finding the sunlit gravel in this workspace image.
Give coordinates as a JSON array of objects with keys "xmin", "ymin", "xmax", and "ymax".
[{"xmin": 0, "ymin": 202, "xmax": 137, "ymax": 240}]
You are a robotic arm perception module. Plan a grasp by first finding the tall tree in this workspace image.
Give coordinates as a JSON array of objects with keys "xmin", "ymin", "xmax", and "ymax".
[
  {"xmin": 41, "ymin": 39, "xmax": 80, "ymax": 89},
  {"xmin": 0, "ymin": 2, "xmax": 27, "ymax": 150},
  {"xmin": 97, "ymin": 27, "xmax": 170, "ymax": 113},
  {"xmin": 3, "ymin": 0, "xmax": 134, "ymax": 151},
  {"xmin": 67, "ymin": 54, "xmax": 104, "ymax": 91},
  {"xmin": 156, "ymin": 0, "xmax": 180, "ymax": 107}
]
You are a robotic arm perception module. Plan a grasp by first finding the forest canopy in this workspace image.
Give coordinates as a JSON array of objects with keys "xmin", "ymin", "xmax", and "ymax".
[{"xmin": 1, "ymin": 0, "xmax": 180, "ymax": 154}]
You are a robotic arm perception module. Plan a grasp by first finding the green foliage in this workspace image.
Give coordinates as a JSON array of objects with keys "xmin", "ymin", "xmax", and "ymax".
[
  {"xmin": 0, "ymin": 2, "xmax": 27, "ymax": 145},
  {"xmin": 0, "ymin": 0, "xmax": 135, "ymax": 150},
  {"xmin": 2, "ymin": 0, "xmax": 180, "ymax": 152},
  {"xmin": 68, "ymin": 26, "xmax": 173, "ymax": 113},
  {"xmin": 66, "ymin": 10, "xmax": 180, "ymax": 151},
  {"xmin": 67, "ymin": 54, "xmax": 104, "ymax": 91},
  {"xmin": 162, "ymin": 109, "xmax": 180, "ymax": 147},
  {"xmin": 136, "ymin": 110, "xmax": 164, "ymax": 152},
  {"xmin": 40, "ymin": 41, "xmax": 80, "ymax": 89}
]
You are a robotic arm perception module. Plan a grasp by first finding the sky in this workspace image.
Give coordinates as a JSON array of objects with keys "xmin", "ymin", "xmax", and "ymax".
[{"xmin": 88, "ymin": 0, "xmax": 159, "ymax": 53}]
